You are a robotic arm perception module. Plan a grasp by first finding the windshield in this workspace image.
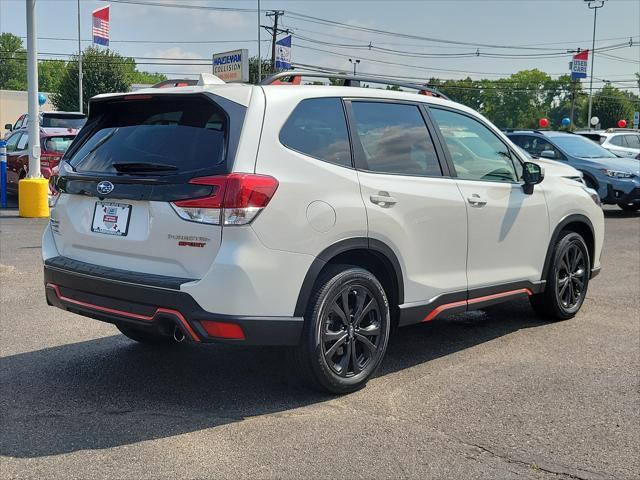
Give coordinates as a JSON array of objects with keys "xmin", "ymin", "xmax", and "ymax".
[
  {"xmin": 552, "ymin": 135, "xmax": 617, "ymax": 158},
  {"xmin": 69, "ymin": 96, "xmax": 227, "ymax": 175},
  {"xmin": 44, "ymin": 136, "xmax": 75, "ymax": 154},
  {"xmin": 42, "ymin": 115, "xmax": 87, "ymax": 129}
]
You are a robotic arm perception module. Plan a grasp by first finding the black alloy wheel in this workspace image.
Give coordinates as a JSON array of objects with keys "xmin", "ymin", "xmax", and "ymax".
[
  {"xmin": 530, "ymin": 231, "xmax": 590, "ymax": 320},
  {"xmin": 321, "ymin": 284, "xmax": 383, "ymax": 378},
  {"xmin": 555, "ymin": 241, "xmax": 587, "ymax": 311},
  {"xmin": 293, "ymin": 265, "xmax": 390, "ymax": 394}
]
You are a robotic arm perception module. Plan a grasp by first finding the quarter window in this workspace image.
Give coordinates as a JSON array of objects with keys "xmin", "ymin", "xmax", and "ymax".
[
  {"xmin": 609, "ymin": 135, "xmax": 624, "ymax": 147},
  {"xmin": 350, "ymin": 102, "xmax": 441, "ymax": 176},
  {"xmin": 279, "ymin": 98, "xmax": 352, "ymax": 167},
  {"xmin": 623, "ymin": 135, "xmax": 640, "ymax": 149},
  {"xmin": 431, "ymin": 108, "xmax": 517, "ymax": 182}
]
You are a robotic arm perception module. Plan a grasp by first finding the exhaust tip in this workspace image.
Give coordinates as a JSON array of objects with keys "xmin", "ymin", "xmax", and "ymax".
[{"xmin": 173, "ymin": 325, "xmax": 186, "ymax": 343}]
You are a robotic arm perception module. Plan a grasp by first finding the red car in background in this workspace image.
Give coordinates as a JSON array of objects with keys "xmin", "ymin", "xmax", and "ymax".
[{"xmin": 2, "ymin": 127, "xmax": 77, "ymax": 195}]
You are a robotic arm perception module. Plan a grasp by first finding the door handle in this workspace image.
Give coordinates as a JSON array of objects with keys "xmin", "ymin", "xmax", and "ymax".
[
  {"xmin": 370, "ymin": 192, "xmax": 397, "ymax": 208},
  {"xmin": 467, "ymin": 194, "xmax": 487, "ymax": 207}
]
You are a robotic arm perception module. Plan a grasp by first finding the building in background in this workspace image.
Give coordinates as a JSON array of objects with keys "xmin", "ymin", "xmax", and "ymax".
[{"xmin": 1, "ymin": 90, "xmax": 54, "ymax": 136}]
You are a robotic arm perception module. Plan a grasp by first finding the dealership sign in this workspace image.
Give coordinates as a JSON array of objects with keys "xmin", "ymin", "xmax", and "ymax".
[
  {"xmin": 212, "ymin": 49, "xmax": 249, "ymax": 83},
  {"xmin": 570, "ymin": 50, "xmax": 589, "ymax": 80}
]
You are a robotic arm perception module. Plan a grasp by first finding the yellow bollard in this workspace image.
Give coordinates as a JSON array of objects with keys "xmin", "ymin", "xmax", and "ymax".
[{"xmin": 18, "ymin": 178, "xmax": 49, "ymax": 218}]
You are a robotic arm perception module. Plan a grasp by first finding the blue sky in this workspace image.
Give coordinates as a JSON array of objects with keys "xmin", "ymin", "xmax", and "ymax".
[{"xmin": 1, "ymin": 0, "xmax": 638, "ymax": 90}]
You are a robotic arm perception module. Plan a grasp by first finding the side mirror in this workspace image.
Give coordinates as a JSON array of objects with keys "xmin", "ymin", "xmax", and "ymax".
[
  {"xmin": 540, "ymin": 150, "xmax": 556, "ymax": 159},
  {"xmin": 4, "ymin": 124, "xmax": 12, "ymax": 132},
  {"xmin": 522, "ymin": 162, "xmax": 543, "ymax": 194}
]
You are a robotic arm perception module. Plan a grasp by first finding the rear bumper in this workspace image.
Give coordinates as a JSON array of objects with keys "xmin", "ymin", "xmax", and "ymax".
[{"xmin": 44, "ymin": 257, "xmax": 303, "ymax": 346}]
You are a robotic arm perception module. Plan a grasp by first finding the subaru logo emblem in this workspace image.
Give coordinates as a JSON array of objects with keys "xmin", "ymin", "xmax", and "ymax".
[{"xmin": 97, "ymin": 181, "xmax": 114, "ymax": 195}]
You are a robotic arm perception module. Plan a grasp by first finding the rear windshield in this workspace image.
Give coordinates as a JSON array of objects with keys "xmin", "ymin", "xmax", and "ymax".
[
  {"xmin": 42, "ymin": 114, "xmax": 87, "ymax": 129},
  {"xmin": 68, "ymin": 96, "xmax": 227, "ymax": 174},
  {"xmin": 43, "ymin": 136, "xmax": 75, "ymax": 153}
]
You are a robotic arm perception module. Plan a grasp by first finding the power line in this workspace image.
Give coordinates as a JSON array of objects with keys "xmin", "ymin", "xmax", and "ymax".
[
  {"xmin": 285, "ymin": 10, "xmax": 634, "ymax": 52},
  {"xmin": 17, "ymin": 35, "xmax": 271, "ymax": 45}
]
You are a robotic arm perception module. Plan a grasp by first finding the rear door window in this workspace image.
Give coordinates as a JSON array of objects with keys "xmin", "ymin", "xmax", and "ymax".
[
  {"xmin": 349, "ymin": 101, "xmax": 442, "ymax": 176},
  {"xmin": 16, "ymin": 133, "xmax": 28, "ymax": 151},
  {"xmin": 68, "ymin": 95, "xmax": 228, "ymax": 175},
  {"xmin": 279, "ymin": 97, "xmax": 352, "ymax": 167}
]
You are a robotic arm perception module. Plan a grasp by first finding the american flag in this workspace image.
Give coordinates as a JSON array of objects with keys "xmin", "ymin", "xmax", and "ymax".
[{"xmin": 92, "ymin": 5, "xmax": 110, "ymax": 47}]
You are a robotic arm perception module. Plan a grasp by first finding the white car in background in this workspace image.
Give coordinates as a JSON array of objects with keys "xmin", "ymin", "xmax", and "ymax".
[{"xmin": 575, "ymin": 129, "xmax": 640, "ymax": 159}]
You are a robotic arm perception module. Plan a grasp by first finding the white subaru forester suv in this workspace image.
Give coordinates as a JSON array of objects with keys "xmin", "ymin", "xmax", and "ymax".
[{"xmin": 44, "ymin": 72, "xmax": 604, "ymax": 394}]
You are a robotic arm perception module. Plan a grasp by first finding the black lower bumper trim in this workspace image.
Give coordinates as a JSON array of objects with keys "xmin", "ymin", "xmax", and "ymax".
[
  {"xmin": 603, "ymin": 185, "xmax": 640, "ymax": 205},
  {"xmin": 44, "ymin": 263, "xmax": 303, "ymax": 346}
]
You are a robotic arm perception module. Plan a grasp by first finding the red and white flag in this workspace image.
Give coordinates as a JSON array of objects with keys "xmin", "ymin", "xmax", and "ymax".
[{"xmin": 92, "ymin": 5, "xmax": 110, "ymax": 47}]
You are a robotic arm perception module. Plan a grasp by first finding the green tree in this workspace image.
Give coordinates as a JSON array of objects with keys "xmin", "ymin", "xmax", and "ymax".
[
  {"xmin": 129, "ymin": 70, "xmax": 166, "ymax": 85},
  {"xmin": 0, "ymin": 32, "xmax": 27, "ymax": 90},
  {"xmin": 548, "ymin": 75, "xmax": 585, "ymax": 130},
  {"xmin": 486, "ymin": 69, "xmax": 554, "ymax": 128},
  {"xmin": 38, "ymin": 59, "xmax": 67, "ymax": 93},
  {"xmin": 249, "ymin": 56, "xmax": 274, "ymax": 84},
  {"xmin": 52, "ymin": 47, "xmax": 137, "ymax": 111},
  {"xmin": 591, "ymin": 83, "xmax": 636, "ymax": 128}
]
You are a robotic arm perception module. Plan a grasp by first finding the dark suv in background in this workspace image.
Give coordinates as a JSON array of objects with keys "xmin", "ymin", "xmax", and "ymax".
[{"xmin": 507, "ymin": 130, "xmax": 640, "ymax": 211}]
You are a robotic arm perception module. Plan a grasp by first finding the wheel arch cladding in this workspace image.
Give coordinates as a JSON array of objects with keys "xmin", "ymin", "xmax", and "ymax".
[
  {"xmin": 541, "ymin": 214, "xmax": 595, "ymax": 282},
  {"xmin": 294, "ymin": 238, "xmax": 404, "ymax": 319}
]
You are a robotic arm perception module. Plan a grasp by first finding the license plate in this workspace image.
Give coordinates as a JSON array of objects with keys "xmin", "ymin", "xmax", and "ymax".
[{"xmin": 91, "ymin": 202, "xmax": 132, "ymax": 236}]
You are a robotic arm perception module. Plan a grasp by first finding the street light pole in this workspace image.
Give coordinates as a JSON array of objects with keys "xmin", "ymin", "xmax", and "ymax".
[
  {"xmin": 257, "ymin": 0, "xmax": 261, "ymax": 82},
  {"xmin": 26, "ymin": 0, "xmax": 40, "ymax": 179},
  {"xmin": 586, "ymin": 0, "xmax": 606, "ymax": 128},
  {"xmin": 21, "ymin": 0, "xmax": 49, "ymax": 217},
  {"xmin": 349, "ymin": 58, "xmax": 360, "ymax": 75},
  {"xmin": 77, "ymin": 0, "xmax": 83, "ymax": 113}
]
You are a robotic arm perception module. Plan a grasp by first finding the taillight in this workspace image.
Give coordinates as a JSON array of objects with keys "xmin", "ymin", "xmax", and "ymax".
[
  {"xmin": 171, "ymin": 173, "xmax": 278, "ymax": 226},
  {"xmin": 40, "ymin": 153, "xmax": 61, "ymax": 169}
]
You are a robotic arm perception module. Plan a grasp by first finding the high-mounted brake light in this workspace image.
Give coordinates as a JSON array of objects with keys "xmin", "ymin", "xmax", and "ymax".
[{"xmin": 171, "ymin": 173, "xmax": 278, "ymax": 226}]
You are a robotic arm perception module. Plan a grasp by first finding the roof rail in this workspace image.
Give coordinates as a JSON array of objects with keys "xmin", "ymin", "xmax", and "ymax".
[
  {"xmin": 503, "ymin": 129, "xmax": 543, "ymax": 134},
  {"xmin": 605, "ymin": 127, "xmax": 640, "ymax": 133},
  {"xmin": 260, "ymin": 71, "xmax": 450, "ymax": 100}
]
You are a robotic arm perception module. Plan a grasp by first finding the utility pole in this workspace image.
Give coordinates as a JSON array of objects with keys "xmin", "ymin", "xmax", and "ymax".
[
  {"xmin": 77, "ymin": 0, "xmax": 83, "ymax": 113},
  {"xmin": 264, "ymin": 10, "xmax": 289, "ymax": 70},
  {"xmin": 585, "ymin": 0, "xmax": 606, "ymax": 128}
]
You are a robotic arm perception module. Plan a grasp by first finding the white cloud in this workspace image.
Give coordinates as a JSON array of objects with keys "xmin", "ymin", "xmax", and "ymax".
[
  {"xmin": 144, "ymin": 47, "xmax": 209, "ymax": 77},
  {"xmin": 205, "ymin": 11, "xmax": 249, "ymax": 31}
]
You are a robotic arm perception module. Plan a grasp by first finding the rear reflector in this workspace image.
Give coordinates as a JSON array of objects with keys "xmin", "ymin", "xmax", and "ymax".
[
  {"xmin": 171, "ymin": 173, "xmax": 278, "ymax": 226},
  {"xmin": 200, "ymin": 320, "xmax": 245, "ymax": 340}
]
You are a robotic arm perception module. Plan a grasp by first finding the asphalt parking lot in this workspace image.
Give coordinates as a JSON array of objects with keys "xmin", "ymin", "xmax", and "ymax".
[{"xmin": 0, "ymin": 205, "xmax": 638, "ymax": 480}]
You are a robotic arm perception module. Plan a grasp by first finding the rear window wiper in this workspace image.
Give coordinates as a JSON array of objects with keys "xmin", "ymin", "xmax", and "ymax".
[{"xmin": 112, "ymin": 162, "xmax": 179, "ymax": 173}]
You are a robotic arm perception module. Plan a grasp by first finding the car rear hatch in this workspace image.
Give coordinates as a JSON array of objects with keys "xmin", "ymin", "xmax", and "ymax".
[{"xmin": 51, "ymin": 92, "xmax": 247, "ymax": 279}]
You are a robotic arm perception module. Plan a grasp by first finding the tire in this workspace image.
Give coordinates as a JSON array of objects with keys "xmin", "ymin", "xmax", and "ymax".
[
  {"xmin": 116, "ymin": 324, "xmax": 176, "ymax": 346},
  {"xmin": 293, "ymin": 265, "xmax": 391, "ymax": 394},
  {"xmin": 617, "ymin": 202, "xmax": 640, "ymax": 212},
  {"xmin": 530, "ymin": 231, "xmax": 590, "ymax": 321}
]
